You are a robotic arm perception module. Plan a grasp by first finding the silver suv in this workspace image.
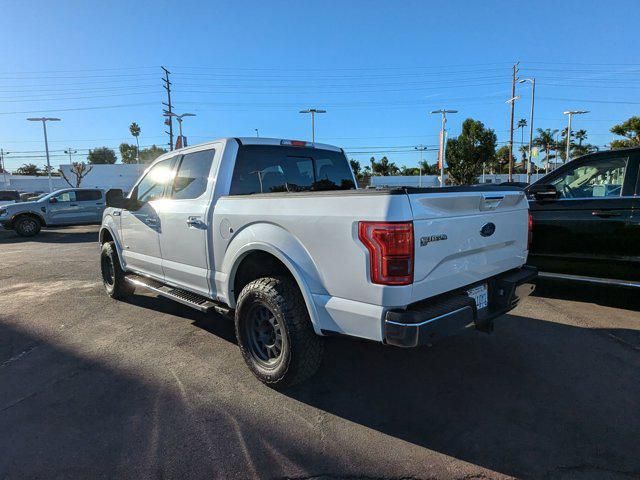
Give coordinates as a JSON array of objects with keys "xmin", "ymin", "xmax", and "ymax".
[{"xmin": 0, "ymin": 188, "xmax": 106, "ymax": 237}]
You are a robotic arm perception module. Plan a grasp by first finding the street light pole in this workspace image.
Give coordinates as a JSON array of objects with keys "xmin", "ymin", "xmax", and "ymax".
[
  {"xmin": 519, "ymin": 78, "xmax": 535, "ymax": 184},
  {"xmin": 430, "ymin": 109, "xmax": 458, "ymax": 187},
  {"xmin": 163, "ymin": 112, "xmax": 196, "ymax": 148},
  {"xmin": 255, "ymin": 128, "xmax": 259, "ymax": 138},
  {"xmin": 299, "ymin": 108, "xmax": 326, "ymax": 143},
  {"xmin": 64, "ymin": 147, "xmax": 77, "ymax": 164},
  {"xmin": 563, "ymin": 110, "xmax": 589, "ymax": 163},
  {"xmin": 27, "ymin": 117, "xmax": 61, "ymax": 193}
]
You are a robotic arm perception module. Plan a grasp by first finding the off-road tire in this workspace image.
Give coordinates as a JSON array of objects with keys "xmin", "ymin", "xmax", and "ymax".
[
  {"xmin": 14, "ymin": 215, "xmax": 41, "ymax": 237},
  {"xmin": 101, "ymin": 241, "xmax": 134, "ymax": 299},
  {"xmin": 235, "ymin": 276, "xmax": 324, "ymax": 388}
]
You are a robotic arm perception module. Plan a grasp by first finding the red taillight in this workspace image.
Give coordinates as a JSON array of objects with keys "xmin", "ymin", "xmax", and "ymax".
[
  {"xmin": 528, "ymin": 212, "xmax": 533, "ymax": 249},
  {"xmin": 358, "ymin": 221, "xmax": 414, "ymax": 285},
  {"xmin": 281, "ymin": 139, "xmax": 312, "ymax": 147}
]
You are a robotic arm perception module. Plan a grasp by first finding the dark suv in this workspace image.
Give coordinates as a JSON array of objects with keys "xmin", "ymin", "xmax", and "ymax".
[{"xmin": 526, "ymin": 147, "xmax": 639, "ymax": 287}]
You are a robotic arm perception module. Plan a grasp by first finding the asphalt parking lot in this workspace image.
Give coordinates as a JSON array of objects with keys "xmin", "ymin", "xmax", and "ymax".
[{"xmin": 1, "ymin": 225, "xmax": 639, "ymax": 480}]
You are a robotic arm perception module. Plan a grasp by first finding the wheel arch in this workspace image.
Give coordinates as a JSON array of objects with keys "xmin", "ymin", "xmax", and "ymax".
[
  {"xmin": 99, "ymin": 222, "xmax": 126, "ymax": 270},
  {"xmin": 225, "ymin": 242, "xmax": 323, "ymax": 335}
]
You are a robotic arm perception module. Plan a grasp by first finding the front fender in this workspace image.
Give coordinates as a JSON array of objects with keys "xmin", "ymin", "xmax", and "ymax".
[
  {"xmin": 219, "ymin": 222, "xmax": 326, "ymax": 334},
  {"xmin": 99, "ymin": 219, "xmax": 125, "ymax": 270}
]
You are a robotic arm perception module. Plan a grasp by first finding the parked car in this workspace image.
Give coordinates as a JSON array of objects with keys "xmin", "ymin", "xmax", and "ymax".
[
  {"xmin": 526, "ymin": 147, "xmax": 639, "ymax": 287},
  {"xmin": 0, "ymin": 188, "xmax": 106, "ymax": 237},
  {"xmin": 0, "ymin": 190, "xmax": 20, "ymax": 206},
  {"xmin": 99, "ymin": 137, "xmax": 536, "ymax": 387}
]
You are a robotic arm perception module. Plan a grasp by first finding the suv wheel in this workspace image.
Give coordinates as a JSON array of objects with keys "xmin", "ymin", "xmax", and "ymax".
[
  {"xmin": 235, "ymin": 276, "xmax": 324, "ymax": 388},
  {"xmin": 100, "ymin": 241, "xmax": 134, "ymax": 299},
  {"xmin": 14, "ymin": 215, "xmax": 41, "ymax": 237}
]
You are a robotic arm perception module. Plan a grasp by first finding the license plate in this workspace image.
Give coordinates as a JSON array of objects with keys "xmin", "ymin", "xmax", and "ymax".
[{"xmin": 467, "ymin": 284, "xmax": 488, "ymax": 310}]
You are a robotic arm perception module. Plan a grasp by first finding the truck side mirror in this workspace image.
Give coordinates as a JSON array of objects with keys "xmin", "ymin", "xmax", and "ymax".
[
  {"xmin": 106, "ymin": 189, "xmax": 132, "ymax": 209},
  {"xmin": 527, "ymin": 184, "xmax": 558, "ymax": 201}
]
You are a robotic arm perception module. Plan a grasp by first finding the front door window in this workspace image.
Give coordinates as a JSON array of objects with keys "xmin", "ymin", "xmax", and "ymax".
[{"xmin": 550, "ymin": 156, "xmax": 628, "ymax": 199}]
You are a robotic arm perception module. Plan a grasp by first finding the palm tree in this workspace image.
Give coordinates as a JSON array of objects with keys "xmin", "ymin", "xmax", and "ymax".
[
  {"xmin": 575, "ymin": 129, "xmax": 587, "ymax": 146},
  {"xmin": 533, "ymin": 128, "xmax": 558, "ymax": 173},
  {"xmin": 517, "ymin": 118, "xmax": 528, "ymax": 145},
  {"xmin": 129, "ymin": 122, "xmax": 141, "ymax": 164}
]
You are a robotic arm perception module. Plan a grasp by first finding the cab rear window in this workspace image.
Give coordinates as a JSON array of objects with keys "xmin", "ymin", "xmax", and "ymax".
[{"xmin": 229, "ymin": 145, "xmax": 355, "ymax": 195}]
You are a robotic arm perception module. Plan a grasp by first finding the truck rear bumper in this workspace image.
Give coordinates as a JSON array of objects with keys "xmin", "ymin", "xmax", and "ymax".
[{"xmin": 384, "ymin": 265, "xmax": 537, "ymax": 347}]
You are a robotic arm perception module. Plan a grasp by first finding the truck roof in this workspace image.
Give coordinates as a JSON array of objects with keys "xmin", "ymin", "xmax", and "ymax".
[{"xmin": 172, "ymin": 137, "xmax": 343, "ymax": 154}]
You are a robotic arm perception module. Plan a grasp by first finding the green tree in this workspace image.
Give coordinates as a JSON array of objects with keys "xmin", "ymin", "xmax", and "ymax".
[
  {"xmin": 349, "ymin": 159, "xmax": 362, "ymax": 179},
  {"xmin": 445, "ymin": 118, "xmax": 497, "ymax": 185},
  {"xmin": 418, "ymin": 160, "xmax": 439, "ymax": 175},
  {"xmin": 14, "ymin": 163, "xmax": 41, "ymax": 175},
  {"xmin": 88, "ymin": 147, "xmax": 117, "ymax": 164},
  {"xmin": 533, "ymin": 128, "xmax": 558, "ymax": 169},
  {"xmin": 610, "ymin": 116, "xmax": 640, "ymax": 149},
  {"xmin": 494, "ymin": 145, "xmax": 510, "ymax": 174},
  {"xmin": 370, "ymin": 156, "xmax": 400, "ymax": 176},
  {"xmin": 139, "ymin": 145, "xmax": 167, "ymax": 163},
  {"xmin": 119, "ymin": 143, "xmax": 138, "ymax": 164},
  {"xmin": 129, "ymin": 122, "xmax": 141, "ymax": 163}
]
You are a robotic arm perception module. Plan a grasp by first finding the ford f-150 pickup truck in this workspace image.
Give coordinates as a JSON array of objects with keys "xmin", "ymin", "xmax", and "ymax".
[{"xmin": 99, "ymin": 137, "xmax": 536, "ymax": 387}]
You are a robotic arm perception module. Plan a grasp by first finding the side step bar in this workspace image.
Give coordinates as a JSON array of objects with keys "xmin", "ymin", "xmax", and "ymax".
[
  {"xmin": 125, "ymin": 274, "xmax": 232, "ymax": 316},
  {"xmin": 539, "ymin": 271, "xmax": 640, "ymax": 288}
]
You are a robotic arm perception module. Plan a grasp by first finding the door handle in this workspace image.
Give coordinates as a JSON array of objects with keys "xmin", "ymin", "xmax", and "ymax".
[
  {"xmin": 70, "ymin": 203, "xmax": 78, "ymax": 206},
  {"xmin": 186, "ymin": 217, "xmax": 204, "ymax": 228},
  {"xmin": 112, "ymin": 211, "xmax": 121, "ymax": 217},
  {"xmin": 592, "ymin": 210, "xmax": 621, "ymax": 218}
]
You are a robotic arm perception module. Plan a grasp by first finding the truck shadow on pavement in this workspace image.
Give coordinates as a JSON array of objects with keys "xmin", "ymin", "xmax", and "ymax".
[
  {"xmin": 2, "ymin": 308, "xmax": 640, "ymax": 478},
  {"xmin": 285, "ymin": 314, "xmax": 640, "ymax": 478}
]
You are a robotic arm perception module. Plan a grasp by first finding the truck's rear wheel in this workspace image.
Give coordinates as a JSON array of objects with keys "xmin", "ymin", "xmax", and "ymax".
[
  {"xmin": 235, "ymin": 276, "xmax": 323, "ymax": 388},
  {"xmin": 101, "ymin": 241, "xmax": 134, "ymax": 299},
  {"xmin": 14, "ymin": 215, "xmax": 41, "ymax": 237}
]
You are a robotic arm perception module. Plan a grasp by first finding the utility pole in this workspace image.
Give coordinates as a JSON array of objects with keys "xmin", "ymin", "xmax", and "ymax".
[
  {"xmin": 430, "ymin": 109, "xmax": 458, "ymax": 187},
  {"xmin": 519, "ymin": 78, "xmax": 536, "ymax": 183},
  {"xmin": 161, "ymin": 66, "xmax": 174, "ymax": 151},
  {"xmin": 507, "ymin": 62, "xmax": 519, "ymax": 182},
  {"xmin": 64, "ymin": 147, "xmax": 77, "ymax": 164},
  {"xmin": 563, "ymin": 110, "xmax": 589, "ymax": 163},
  {"xmin": 27, "ymin": 117, "xmax": 61, "ymax": 193},
  {"xmin": 0, "ymin": 148, "xmax": 7, "ymax": 185},
  {"xmin": 299, "ymin": 108, "xmax": 326, "ymax": 143},
  {"xmin": 414, "ymin": 145, "xmax": 427, "ymax": 187}
]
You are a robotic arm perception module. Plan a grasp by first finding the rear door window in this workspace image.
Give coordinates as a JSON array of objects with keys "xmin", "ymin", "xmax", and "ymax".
[
  {"xmin": 76, "ymin": 190, "xmax": 102, "ymax": 201},
  {"xmin": 229, "ymin": 145, "xmax": 355, "ymax": 195}
]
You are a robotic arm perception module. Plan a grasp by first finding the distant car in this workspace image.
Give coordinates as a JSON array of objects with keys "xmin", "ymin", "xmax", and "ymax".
[
  {"xmin": 0, "ymin": 188, "xmax": 106, "ymax": 237},
  {"xmin": 526, "ymin": 147, "xmax": 640, "ymax": 287},
  {"xmin": 0, "ymin": 190, "xmax": 20, "ymax": 206}
]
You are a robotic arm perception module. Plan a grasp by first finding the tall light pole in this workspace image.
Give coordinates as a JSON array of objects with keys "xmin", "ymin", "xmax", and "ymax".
[
  {"xmin": 414, "ymin": 145, "xmax": 428, "ymax": 187},
  {"xmin": 563, "ymin": 110, "xmax": 589, "ymax": 163},
  {"xmin": 430, "ymin": 109, "xmax": 457, "ymax": 187},
  {"xmin": 299, "ymin": 108, "xmax": 326, "ymax": 143},
  {"xmin": 255, "ymin": 128, "xmax": 260, "ymax": 138},
  {"xmin": 0, "ymin": 149, "xmax": 8, "ymax": 185},
  {"xmin": 27, "ymin": 117, "xmax": 61, "ymax": 193},
  {"xmin": 519, "ymin": 78, "xmax": 535, "ymax": 183}
]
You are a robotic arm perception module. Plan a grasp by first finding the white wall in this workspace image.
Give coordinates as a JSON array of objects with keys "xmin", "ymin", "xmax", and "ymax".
[{"xmin": 1, "ymin": 164, "xmax": 147, "ymax": 193}]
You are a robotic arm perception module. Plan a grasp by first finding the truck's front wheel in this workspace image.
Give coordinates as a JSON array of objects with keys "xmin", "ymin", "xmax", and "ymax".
[
  {"xmin": 235, "ymin": 276, "xmax": 323, "ymax": 388},
  {"xmin": 14, "ymin": 215, "xmax": 41, "ymax": 237},
  {"xmin": 100, "ymin": 241, "xmax": 134, "ymax": 299}
]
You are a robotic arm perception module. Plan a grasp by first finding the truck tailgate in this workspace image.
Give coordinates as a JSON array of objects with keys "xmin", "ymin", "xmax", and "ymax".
[{"xmin": 408, "ymin": 189, "xmax": 529, "ymax": 303}]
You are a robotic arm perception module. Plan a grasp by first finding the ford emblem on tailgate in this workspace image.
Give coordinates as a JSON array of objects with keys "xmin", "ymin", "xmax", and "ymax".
[{"xmin": 480, "ymin": 222, "xmax": 496, "ymax": 237}]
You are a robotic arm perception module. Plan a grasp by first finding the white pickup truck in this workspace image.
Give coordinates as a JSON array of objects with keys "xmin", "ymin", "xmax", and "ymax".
[{"xmin": 99, "ymin": 137, "xmax": 536, "ymax": 387}]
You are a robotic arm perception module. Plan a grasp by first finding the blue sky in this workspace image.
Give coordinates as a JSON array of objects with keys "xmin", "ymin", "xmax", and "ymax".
[{"xmin": 1, "ymin": 0, "xmax": 640, "ymax": 171}]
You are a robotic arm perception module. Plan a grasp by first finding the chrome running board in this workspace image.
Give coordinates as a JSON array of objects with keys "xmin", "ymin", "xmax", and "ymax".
[{"xmin": 539, "ymin": 271, "xmax": 640, "ymax": 288}]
